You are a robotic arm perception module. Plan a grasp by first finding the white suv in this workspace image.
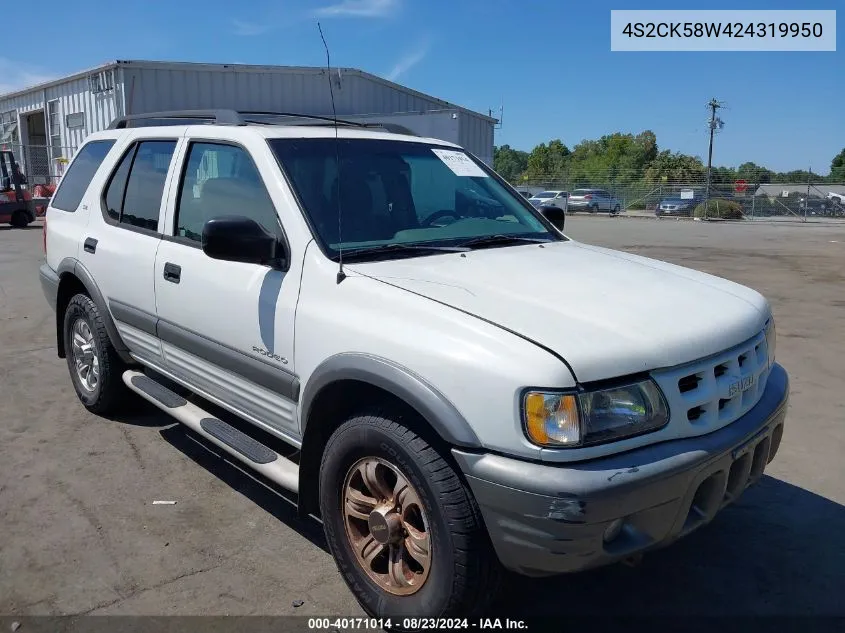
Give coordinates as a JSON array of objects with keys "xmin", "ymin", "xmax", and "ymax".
[{"xmin": 38, "ymin": 110, "xmax": 788, "ymax": 620}]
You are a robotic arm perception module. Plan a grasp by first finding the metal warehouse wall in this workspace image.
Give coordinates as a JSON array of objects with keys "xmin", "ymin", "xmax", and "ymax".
[
  {"xmin": 0, "ymin": 72, "xmax": 124, "ymax": 153},
  {"xmin": 127, "ymin": 65, "xmax": 446, "ymax": 118},
  {"xmin": 339, "ymin": 110, "xmax": 492, "ymax": 166},
  {"xmin": 124, "ymin": 63, "xmax": 495, "ymax": 164},
  {"xmin": 2, "ymin": 61, "xmax": 495, "ymax": 166},
  {"xmin": 458, "ymin": 112, "xmax": 494, "ymax": 167}
]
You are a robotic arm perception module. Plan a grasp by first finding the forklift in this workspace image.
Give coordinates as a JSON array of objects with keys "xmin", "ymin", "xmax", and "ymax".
[{"xmin": 0, "ymin": 149, "xmax": 47, "ymax": 227}]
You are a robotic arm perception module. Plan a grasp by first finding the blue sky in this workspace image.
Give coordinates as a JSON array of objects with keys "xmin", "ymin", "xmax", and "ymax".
[{"xmin": 2, "ymin": 0, "xmax": 842, "ymax": 173}]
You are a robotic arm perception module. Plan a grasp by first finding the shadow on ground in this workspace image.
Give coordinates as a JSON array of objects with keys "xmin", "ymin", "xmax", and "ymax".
[
  {"xmin": 158, "ymin": 424, "xmax": 329, "ymax": 554},
  {"xmin": 148, "ymin": 412, "xmax": 845, "ymax": 617}
]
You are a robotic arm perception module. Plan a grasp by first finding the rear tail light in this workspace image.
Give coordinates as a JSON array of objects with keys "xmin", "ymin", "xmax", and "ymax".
[{"xmin": 584, "ymin": 195, "xmax": 593, "ymax": 200}]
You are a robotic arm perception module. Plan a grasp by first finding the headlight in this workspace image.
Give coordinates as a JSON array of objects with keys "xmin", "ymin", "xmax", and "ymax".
[
  {"xmin": 765, "ymin": 317, "xmax": 776, "ymax": 368},
  {"xmin": 523, "ymin": 379, "xmax": 670, "ymax": 447}
]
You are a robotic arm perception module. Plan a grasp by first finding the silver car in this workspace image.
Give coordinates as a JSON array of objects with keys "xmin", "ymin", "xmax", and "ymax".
[
  {"xmin": 528, "ymin": 190, "xmax": 568, "ymax": 211},
  {"xmin": 567, "ymin": 188, "xmax": 621, "ymax": 214}
]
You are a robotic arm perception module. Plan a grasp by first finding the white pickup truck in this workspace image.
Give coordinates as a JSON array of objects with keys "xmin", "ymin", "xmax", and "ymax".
[{"xmin": 39, "ymin": 110, "xmax": 788, "ymax": 620}]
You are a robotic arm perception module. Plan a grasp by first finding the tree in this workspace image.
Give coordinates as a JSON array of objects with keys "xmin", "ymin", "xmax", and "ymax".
[
  {"xmin": 830, "ymin": 147, "xmax": 845, "ymax": 182},
  {"xmin": 524, "ymin": 139, "xmax": 569, "ymax": 182},
  {"xmin": 736, "ymin": 162, "xmax": 772, "ymax": 184},
  {"xmin": 493, "ymin": 145, "xmax": 529, "ymax": 182},
  {"xmin": 644, "ymin": 151, "xmax": 705, "ymax": 184}
]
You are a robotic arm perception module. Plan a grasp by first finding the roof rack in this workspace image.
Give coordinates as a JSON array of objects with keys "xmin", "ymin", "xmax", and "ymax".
[
  {"xmin": 107, "ymin": 110, "xmax": 246, "ymax": 129},
  {"xmin": 107, "ymin": 109, "xmax": 420, "ymax": 136}
]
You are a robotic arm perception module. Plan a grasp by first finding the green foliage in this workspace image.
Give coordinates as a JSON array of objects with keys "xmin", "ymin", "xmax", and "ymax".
[
  {"xmin": 492, "ymin": 136, "xmax": 845, "ymax": 194},
  {"xmin": 493, "ymin": 145, "xmax": 529, "ymax": 182},
  {"xmin": 524, "ymin": 139, "xmax": 570, "ymax": 182},
  {"xmin": 831, "ymin": 148, "xmax": 845, "ymax": 181},
  {"xmin": 693, "ymin": 198, "xmax": 744, "ymax": 219}
]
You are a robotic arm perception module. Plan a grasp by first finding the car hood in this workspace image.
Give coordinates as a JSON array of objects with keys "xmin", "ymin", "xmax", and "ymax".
[{"xmin": 350, "ymin": 240, "xmax": 770, "ymax": 383}]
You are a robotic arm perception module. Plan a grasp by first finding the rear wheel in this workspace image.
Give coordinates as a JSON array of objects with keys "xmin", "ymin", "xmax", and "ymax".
[
  {"xmin": 10, "ymin": 210, "xmax": 30, "ymax": 227},
  {"xmin": 319, "ymin": 411, "xmax": 500, "ymax": 619},
  {"xmin": 590, "ymin": 204, "xmax": 598, "ymax": 213},
  {"xmin": 63, "ymin": 294, "xmax": 128, "ymax": 414},
  {"xmin": 612, "ymin": 204, "xmax": 621, "ymax": 214}
]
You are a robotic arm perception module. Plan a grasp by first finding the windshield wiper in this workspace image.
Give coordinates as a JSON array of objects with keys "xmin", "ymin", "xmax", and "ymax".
[
  {"xmin": 337, "ymin": 243, "xmax": 470, "ymax": 261},
  {"xmin": 459, "ymin": 235, "xmax": 552, "ymax": 250}
]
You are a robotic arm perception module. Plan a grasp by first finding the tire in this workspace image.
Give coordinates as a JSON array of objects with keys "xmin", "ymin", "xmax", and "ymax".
[
  {"xmin": 612, "ymin": 205, "xmax": 621, "ymax": 215},
  {"xmin": 590, "ymin": 205, "xmax": 598, "ymax": 213},
  {"xmin": 63, "ymin": 293, "xmax": 128, "ymax": 415},
  {"xmin": 319, "ymin": 411, "xmax": 501, "ymax": 620},
  {"xmin": 10, "ymin": 210, "xmax": 30, "ymax": 228}
]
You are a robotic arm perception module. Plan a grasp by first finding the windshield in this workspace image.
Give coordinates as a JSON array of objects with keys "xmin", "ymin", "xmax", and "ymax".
[{"xmin": 269, "ymin": 138, "xmax": 562, "ymax": 259}]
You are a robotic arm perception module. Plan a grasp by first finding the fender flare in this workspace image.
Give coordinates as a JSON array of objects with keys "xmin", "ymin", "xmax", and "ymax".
[
  {"xmin": 57, "ymin": 257, "xmax": 133, "ymax": 363},
  {"xmin": 300, "ymin": 353, "xmax": 482, "ymax": 448}
]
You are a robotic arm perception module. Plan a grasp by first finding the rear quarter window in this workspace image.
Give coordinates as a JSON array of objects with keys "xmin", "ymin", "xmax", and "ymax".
[{"xmin": 50, "ymin": 140, "xmax": 116, "ymax": 212}]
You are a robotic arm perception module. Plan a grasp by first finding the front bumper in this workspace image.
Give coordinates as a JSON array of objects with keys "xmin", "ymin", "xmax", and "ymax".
[{"xmin": 453, "ymin": 363, "xmax": 789, "ymax": 577}]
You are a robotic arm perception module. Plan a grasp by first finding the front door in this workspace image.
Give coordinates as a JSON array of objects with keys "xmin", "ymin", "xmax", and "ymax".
[{"xmin": 153, "ymin": 139, "xmax": 301, "ymax": 443}]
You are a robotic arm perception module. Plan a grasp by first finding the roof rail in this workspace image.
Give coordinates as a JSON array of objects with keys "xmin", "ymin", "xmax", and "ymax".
[
  {"xmin": 108, "ymin": 110, "xmax": 246, "ymax": 129},
  {"xmin": 106, "ymin": 109, "xmax": 419, "ymax": 136}
]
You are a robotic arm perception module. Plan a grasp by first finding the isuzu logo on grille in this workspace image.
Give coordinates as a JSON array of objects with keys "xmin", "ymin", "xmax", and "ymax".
[{"xmin": 726, "ymin": 374, "xmax": 755, "ymax": 398}]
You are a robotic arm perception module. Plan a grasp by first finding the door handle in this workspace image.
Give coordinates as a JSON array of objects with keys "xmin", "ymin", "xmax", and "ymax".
[
  {"xmin": 83, "ymin": 237, "xmax": 98, "ymax": 254},
  {"xmin": 163, "ymin": 262, "xmax": 181, "ymax": 284}
]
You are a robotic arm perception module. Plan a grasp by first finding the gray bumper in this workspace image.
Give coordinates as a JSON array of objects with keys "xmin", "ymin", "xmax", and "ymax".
[
  {"xmin": 39, "ymin": 262, "xmax": 59, "ymax": 312},
  {"xmin": 453, "ymin": 363, "xmax": 789, "ymax": 577}
]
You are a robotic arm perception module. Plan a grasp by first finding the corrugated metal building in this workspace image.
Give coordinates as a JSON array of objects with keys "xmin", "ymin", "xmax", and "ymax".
[{"xmin": 0, "ymin": 59, "xmax": 497, "ymax": 183}]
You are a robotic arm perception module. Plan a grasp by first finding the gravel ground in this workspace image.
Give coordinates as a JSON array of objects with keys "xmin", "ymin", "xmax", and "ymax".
[{"xmin": 1, "ymin": 216, "xmax": 843, "ymax": 618}]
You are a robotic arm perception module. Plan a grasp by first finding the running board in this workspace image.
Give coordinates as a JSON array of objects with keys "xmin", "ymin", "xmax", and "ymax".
[{"xmin": 123, "ymin": 370, "xmax": 299, "ymax": 493}]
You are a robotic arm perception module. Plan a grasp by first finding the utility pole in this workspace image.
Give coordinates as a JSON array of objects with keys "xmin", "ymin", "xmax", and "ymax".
[
  {"xmin": 806, "ymin": 166, "xmax": 812, "ymax": 221},
  {"xmin": 704, "ymin": 98, "xmax": 724, "ymax": 211}
]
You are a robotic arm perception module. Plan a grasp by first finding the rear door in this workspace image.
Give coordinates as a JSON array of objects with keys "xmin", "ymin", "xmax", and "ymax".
[
  {"xmin": 78, "ymin": 134, "xmax": 181, "ymax": 366},
  {"xmin": 153, "ymin": 134, "xmax": 302, "ymax": 444}
]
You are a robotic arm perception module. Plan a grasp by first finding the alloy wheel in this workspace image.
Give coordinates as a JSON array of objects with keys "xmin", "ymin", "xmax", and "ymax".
[
  {"xmin": 342, "ymin": 457, "xmax": 432, "ymax": 596},
  {"xmin": 71, "ymin": 318, "xmax": 99, "ymax": 392}
]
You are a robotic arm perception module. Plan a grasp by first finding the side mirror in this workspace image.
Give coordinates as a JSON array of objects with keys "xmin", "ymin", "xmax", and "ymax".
[
  {"xmin": 538, "ymin": 205, "xmax": 566, "ymax": 232},
  {"xmin": 202, "ymin": 215, "xmax": 286, "ymax": 268}
]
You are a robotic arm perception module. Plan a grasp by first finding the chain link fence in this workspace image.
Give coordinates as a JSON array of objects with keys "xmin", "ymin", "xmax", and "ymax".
[
  {"xmin": 514, "ymin": 174, "xmax": 845, "ymax": 221},
  {"xmin": 1, "ymin": 143, "xmax": 76, "ymax": 187}
]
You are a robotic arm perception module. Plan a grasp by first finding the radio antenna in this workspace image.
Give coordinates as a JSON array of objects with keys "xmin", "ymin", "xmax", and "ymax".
[{"xmin": 318, "ymin": 22, "xmax": 346, "ymax": 284}]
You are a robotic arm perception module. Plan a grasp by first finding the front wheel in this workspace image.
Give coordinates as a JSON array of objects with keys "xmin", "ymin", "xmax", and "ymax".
[
  {"xmin": 319, "ymin": 411, "xmax": 501, "ymax": 619},
  {"xmin": 612, "ymin": 204, "xmax": 621, "ymax": 214},
  {"xmin": 10, "ymin": 210, "xmax": 30, "ymax": 227}
]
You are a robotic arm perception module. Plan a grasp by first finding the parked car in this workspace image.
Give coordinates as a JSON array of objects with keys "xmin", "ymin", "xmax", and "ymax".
[
  {"xmin": 656, "ymin": 196, "xmax": 701, "ymax": 217},
  {"xmin": 567, "ymin": 188, "xmax": 621, "ymax": 213},
  {"xmin": 528, "ymin": 190, "xmax": 568, "ymax": 210},
  {"xmin": 39, "ymin": 109, "xmax": 787, "ymax": 620}
]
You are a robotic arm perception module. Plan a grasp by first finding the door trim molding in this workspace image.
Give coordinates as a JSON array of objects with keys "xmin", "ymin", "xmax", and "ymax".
[{"xmin": 109, "ymin": 300, "xmax": 299, "ymax": 402}]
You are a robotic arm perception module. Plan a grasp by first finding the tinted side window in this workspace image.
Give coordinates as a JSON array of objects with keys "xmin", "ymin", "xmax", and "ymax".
[
  {"xmin": 176, "ymin": 142, "xmax": 278, "ymax": 243},
  {"xmin": 103, "ymin": 145, "xmax": 136, "ymax": 221},
  {"xmin": 121, "ymin": 141, "xmax": 176, "ymax": 231},
  {"xmin": 51, "ymin": 140, "xmax": 115, "ymax": 212}
]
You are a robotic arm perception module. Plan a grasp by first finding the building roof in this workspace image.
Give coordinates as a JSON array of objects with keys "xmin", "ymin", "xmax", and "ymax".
[
  {"xmin": 0, "ymin": 59, "xmax": 497, "ymax": 123},
  {"xmin": 754, "ymin": 183, "xmax": 845, "ymax": 197}
]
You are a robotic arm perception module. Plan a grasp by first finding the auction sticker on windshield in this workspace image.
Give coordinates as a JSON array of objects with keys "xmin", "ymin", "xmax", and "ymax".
[{"xmin": 431, "ymin": 149, "xmax": 488, "ymax": 177}]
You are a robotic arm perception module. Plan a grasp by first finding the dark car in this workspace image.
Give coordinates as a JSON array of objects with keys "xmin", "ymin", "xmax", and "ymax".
[{"xmin": 656, "ymin": 196, "xmax": 700, "ymax": 217}]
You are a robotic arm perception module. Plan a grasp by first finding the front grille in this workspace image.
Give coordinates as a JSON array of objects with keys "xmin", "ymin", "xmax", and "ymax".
[{"xmin": 653, "ymin": 329, "xmax": 770, "ymax": 432}]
